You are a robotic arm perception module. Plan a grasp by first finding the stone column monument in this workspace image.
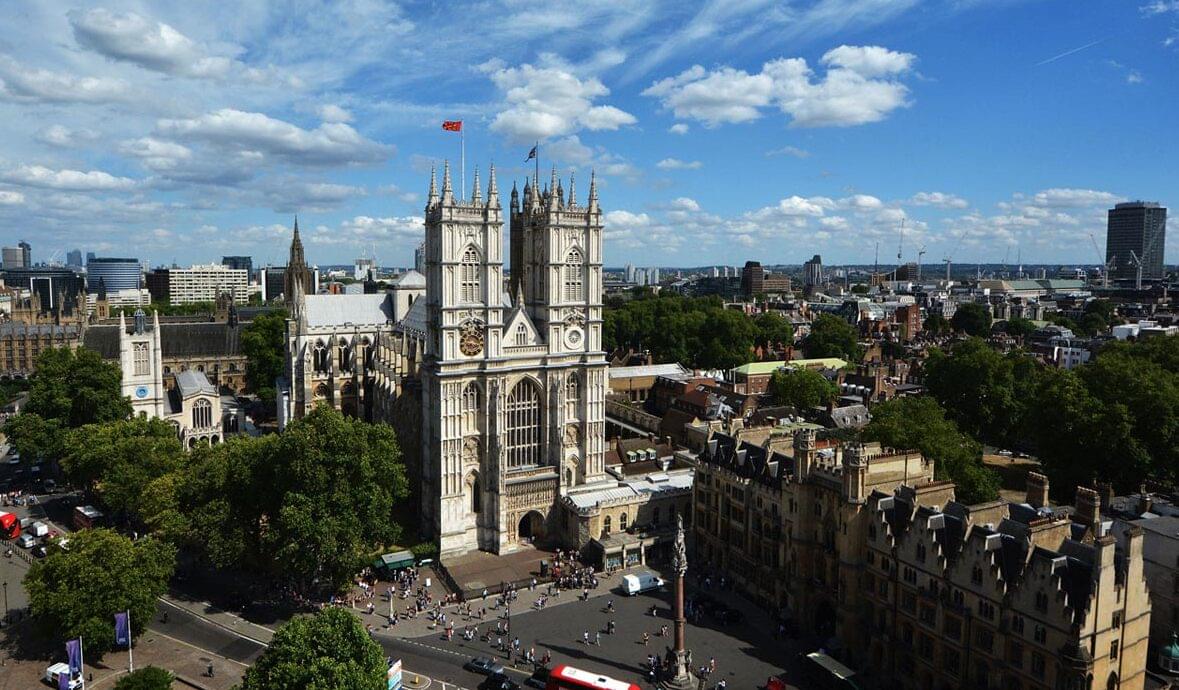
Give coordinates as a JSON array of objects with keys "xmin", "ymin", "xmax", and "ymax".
[{"xmin": 663, "ymin": 515, "xmax": 693, "ymax": 689}]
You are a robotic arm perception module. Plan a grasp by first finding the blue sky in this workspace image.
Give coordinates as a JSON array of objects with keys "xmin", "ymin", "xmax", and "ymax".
[{"xmin": 0, "ymin": 0, "xmax": 1175, "ymax": 269}]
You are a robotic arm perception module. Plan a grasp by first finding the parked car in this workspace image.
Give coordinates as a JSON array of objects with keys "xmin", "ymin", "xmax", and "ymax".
[
  {"xmin": 31, "ymin": 544, "xmax": 48, "ymax": 558},
  {"xmin": 524, "ymin": 667, "xmax": 551, "ymax": 689},
  {"xmin": 480, "ymin": 672, "xmax": 520, "ymax": 690},
  {"xmin": 464, "ymin": 657, "xmax": 505, "ymax": 676},
  {"xmin": 43, "ymin": 479, "xmax": 57, "ymax": 493},
  {"xmin": 620, "ymin": 570, "xmax": 664, "ymax": 596},
  {"xmin": 44, "ymin": 662, "xmax": 82, "ymax": 689},
  {"xmin": 17, "ymin": 533, "xmax": 36, "ymax": 548}
]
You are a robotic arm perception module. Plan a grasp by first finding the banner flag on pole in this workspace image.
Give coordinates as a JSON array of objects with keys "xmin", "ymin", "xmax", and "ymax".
[
  {"xmin": 524, "ymin": 145, "xmax": 537, "ymax": 162},
  {"xmin": 66, "ymin": 638, "xmax": 82, "ymax": 674},
  {"xmin": 114, "ymin": 611, "xmax": 130, "ymax": 647},
  {"xmin": 58, "ymin": 668, "xmax": 71, "ymax": 690},
  {"xmin": 442, "ymin": 120, "xmax": 463, "ymax": 132}
]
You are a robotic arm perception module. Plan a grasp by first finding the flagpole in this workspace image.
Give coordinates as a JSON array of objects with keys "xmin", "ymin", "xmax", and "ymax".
[
  {"xmin": 534, "ymin": 140, "xmax": 539, "ymax": 187},
  {"xmin": 460, "ymin": 127, "xmax": 465, "ymax": 201},
  {"xmin": 80, "ymin": 636, "xmax": 86, "ymax": 690},
  {"xmin": 127, "ymin": 610, "xmax": 134, "ymax": 673}
]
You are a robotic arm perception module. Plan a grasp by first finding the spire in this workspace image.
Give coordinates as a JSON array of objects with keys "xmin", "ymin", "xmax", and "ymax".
[
  {"xmin": 567, "ymin": 173, "xmax": 576, "ymax": 208},
  {"xmin": 487, "ymin": 164, "xmax": 498, "ymax": 206},
  {"xmin": 428, "ymin": 166, "xmax": 438, "ymax": 205},
  {"xmin": 556, "ymin": 177, "xmax": 564, "ymax": 209},
  {"xmin": 441, "ymin": 160, "xmax": 453, "ymax": 203},
  {"xmin": 588, "ymin": 169, "xmax": 598, "ymax": 211},
  {"xmin": 523, "ymin": 176, "xmax": 532, "ymax": 207},
  {"xmin": 96, "ymin": 277, "xmax": 107, "ymax": 301},
  {"xmin": 471, "ymin": 166, "xmax": 482, "ymax": 203},
  {"xmin": 549, "ymin": 165, "xmax": 558, "ymax": 206}
]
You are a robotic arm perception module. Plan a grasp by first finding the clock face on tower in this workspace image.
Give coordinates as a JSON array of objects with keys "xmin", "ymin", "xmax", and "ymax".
[
  {"xmin": 459, "ymin": 322, "xmax": 484, "ymax": 357},
  {"xmin": 134, "ymin": 385, "xmax": 150, "ymax": 399}
]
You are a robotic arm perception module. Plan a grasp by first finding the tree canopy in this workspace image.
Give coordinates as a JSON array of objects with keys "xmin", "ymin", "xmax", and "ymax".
[
  {"xmin": 241, "ymin": 310, "xmax": 288, "ymax": 411},
  {"xmin": 862, "ymin": 396, "xmax": 1000, "ymax": 504},
  {"xmin": 923, "ymin": 338, "xmax": 1023, "ymax": 447},
  {"xmin": 173, "ymin": 406, "xmax": 409, "ymax": 593},
  {"xmin": 922, "ymin": 313, "xmax": 950, "ymax": 336},
  {"xmin": 25, "ymin": 529, "xmax": 175, "ymax": 653},
  {"xmin": 768, "ymin": 367, "xmax": 838, "ymax": 410},
  {"xmin": 753, "ymin": 311, "xmax": 794, "ymax": 351},
  {"xmin": 1001, "ymin": 317, "xmax": 1037, "ymax": 338},
  {"xmin": 950, "ymin": 302, "xmax": 992, "ymax": 336},
  {"xmin": 238, "ymin": 607, "xmax": 386, "ymax": 690},
  {"xmin": 802, "ymin": 314, "xmax": 862, "ymax": 361},
  {"xmin": 603, "ymin": 294, "xmax": 758, "ymax": 370},
  {"xmin": 114, "ymin": 667, "xmax": 175, "ymax": 690}
]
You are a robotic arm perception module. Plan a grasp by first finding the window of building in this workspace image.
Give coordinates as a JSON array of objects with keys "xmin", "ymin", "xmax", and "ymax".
[
  {"xmin": 193, "ymin": 398, "xmax": 212, "ymax": 429},
  {"xmin": 1031, "ymin": 653, "xmax": 1045, "ymax": 679},
  {"xmin": 978, "ymin": 601, "xmax": 995, "ymax": 620},
  {"xmin": 919, "ymin": 604, "xmax": 935, "ymax": 626},
  {"xmin": 564, "ymin": 247, "xmax": 584, "ymax": 302},
  {"xmin": 1034, "ymin": 625, "xmax": 1046, "ymax": 644},
  {"xmin": 916, "ymin": 543, "xmax": 926, "ymax": 563},
  {"xmin": 917, "ymin": 634, "xmax": 933, "ymax": 657},
  {"xmin": 972, "ymin": 565, "xmax": 983, "ymax": 585},
  {"xmin": 565, "ymin": 373, "xmax": 580, "ymax": 419},
  {"xmin": 868, "ymin": 524, "xmax": 876, "ymax": 540},
  {"xmin": 943, "ymin": 648, "xmax": 960, "ymax": 677},
  {"xmin": 1110, "ymin": 640, "xmax": 1118, "ymax": 660},
  {"xmin": 460, "ymin": 246, "xmax": 480, "ymax": 303},
  {"xmin": 133, "ymin": 342, "xmax": 150, "ymax": 376},
  {"xmin": 620, "ymin": 512, "xmax": 629, "ymax": 531},
  {"xmin": 944, "ymin": 615, "xmax": 961, "ymax": 641},
  {"xmin": 1011, "ymin": 615, "xmax": 1025, "ymax": 635},
  {"xmin": 461, "ymin": 382, "xmax": 480, "ymax": 430},
  {"xmin": 1034, "ymin": 591, "xmax": 1049, "ymax": 613},
  {"xmin": 903, "ymin": 567, "xmax": 916, "ymax": 584},
  {"xmin": 901, "ymin": 590, "xmax": 916, "ymax": 613},
  {"xmin": 878, "ymin": 579, "xmax": 888, "ymax": 597},
  {"xmin": 977, "ymin": 628, "xmax": 994, "ymax": 652},
  {"xmin": 1007, "ymin": 642, "xmax": 1023, "ymax": 669},
  {"xmin": 602, "ymin": 515, "xmax": 611, "ymax": 536},
  {"xmin": 504, "ymin": 379, "xmax": 541, "ymax": 468},
  {"xmin": 1112, "ymin": 611, "xmax": 1122, "ymax": 629},
  {"xmin": 515, "ymin": 324, "xmax": 528, "ymax": 346}
]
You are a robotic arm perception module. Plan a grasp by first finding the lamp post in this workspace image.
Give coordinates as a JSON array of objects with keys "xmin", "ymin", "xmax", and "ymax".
[
  {"xmin": 662, "ymin": 517, "xmax": 693, "ymax": 690},
  {"xmin": 2, "ymin": 581, "xmax": 7, "ymax": 623}
]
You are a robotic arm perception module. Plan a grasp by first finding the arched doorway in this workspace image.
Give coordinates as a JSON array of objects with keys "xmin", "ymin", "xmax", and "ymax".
[{"xmin": 518, "ymin": 511, "xmax": 545, "ymax": 544}]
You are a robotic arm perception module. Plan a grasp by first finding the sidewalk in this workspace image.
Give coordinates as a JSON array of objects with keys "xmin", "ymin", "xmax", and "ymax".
[{"xmin": 161, "ymin": 593, "xmax": 276, "ymax": 644}]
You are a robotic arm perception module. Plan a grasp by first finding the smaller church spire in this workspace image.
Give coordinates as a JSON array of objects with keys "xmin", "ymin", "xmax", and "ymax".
[
  {"xmin": 556, "ymin": 177, "xmax": 564, "ymax": 209},
  {"xmin": 471, "ymin": 166, "xmax": 482, "ymax": 203},
  {"xmin": 487, "ymin": 164, "xmax": 498, "ymax": 206},
  {"xmin": 567, "ymin": 173, "xmax": 576, "ymax": 208},
  {"xmin": 511, "ymin": 179, "xmax": 520, "ymax": 211},
  {"xmin": 549, "ymin": 165, "xmax": 558, "ymax": 205},
  {"xmin": 441, "ymin": 160, "xmax": 453, "ymax": 203},
  {"xmin": 588, "ymin": 169, "xmax": 598, "ymax": 211},
  {"xmin": 427, "ymin": 166, "xmax": 438, "ymax": 205}
]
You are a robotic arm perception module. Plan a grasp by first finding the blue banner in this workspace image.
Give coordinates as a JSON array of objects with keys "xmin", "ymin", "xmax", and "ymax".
[
  {"xmin": 114, "ymin": 611, "xmax": 130, "ymax": 647},
  {"xmin": 58, "ymin": 668, "xmax": 70, "ymax": 690},
  {"xmin": 65, "ymin": 638, "xmax": 82, "ymax": 674}
]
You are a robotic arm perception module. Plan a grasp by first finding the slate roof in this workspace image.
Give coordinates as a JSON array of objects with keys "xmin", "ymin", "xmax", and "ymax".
[
  {"xmin": 82, "ymin": 322, "xmax": 244, "ymax": 360},
  {"xmin": 393, "ymin": 270, "xmax": 425, "ymax": 288},
  {"xmin": 303, "ymin": 294, "xmax": 394, "ymax": 328},
  {"xmin": 0, "ymin": 323, "xmax": 81, "ymax": 337},
  {"xmin": 394, "ymin": 297, "xmax": 427, "ymax": 337},
  {"xmin": 175, "ymin": 369, "xmax": 217, "ymax": 397},
  {"xmin": 700, "ymin": 433, "xmax": 791, "ymax": 485}
]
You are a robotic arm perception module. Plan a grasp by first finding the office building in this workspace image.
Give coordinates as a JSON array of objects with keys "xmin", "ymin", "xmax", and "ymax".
[
  {"xmin": 66, "ymin": 249, "xmax": 83, "ymax": 268},
  {"xmin": 355, "ymin": 257, "xmax": 376, "ymax": 281},
  {"xmin": 0, "ymin": 267, "xmax": 86, "ymax": 316},
  {"xmin": 741, "ymin": 261, "xmax": 764, "ymax": 295},
  {"xmin": 804, "ymin": 254, "xmax": 824, "ymax": 287},
  {"xmin": 1107, "ymin": 201, "xmax": 1166, "ymax": 283},
  {"xmin": 167, "ymin": 264, "xmax": 249, "ymax": 305},
  {"xmin": 222, "ymin": 256, "xmax": 253, "ymax": 275},
  {"xmin": 2, "ymin": 244, "xmax": 30, "ymax": 269},
  {"xmin": 625, "ymin": 263, "xmax": 635, "ymax": 283},
  {"xmin": 86, "ymin": 252, "xmax": 96, "ymax": 264},
  {"xmin": 87, "ymin": 257, "xmax": 142, "ymax": 293}
]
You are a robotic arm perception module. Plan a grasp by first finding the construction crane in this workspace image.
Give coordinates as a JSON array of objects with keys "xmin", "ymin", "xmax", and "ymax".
[
  {"xmin": 1128, "ymin": 227, "xmax": 1165, "ymax": 291},
  {"xmin": 917, "ymin": 245, "xmax": 926, "ymax": 282},
  {"xmin": 897, "ymin": 219, "xmax": 905, "ymax": 264},
  {"xmin": 1087, "ymin": 233, "xmax": 1113, "ymax": 288},
  {"xmin": 943, "ymin": 229, "xmax": 967, "ymax": 282}
]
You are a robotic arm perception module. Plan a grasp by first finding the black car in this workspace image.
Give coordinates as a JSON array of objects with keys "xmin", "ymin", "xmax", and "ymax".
[
  {"xmin": 464, "ymin": 657, "xmax": 506, "ymax": 676},
  {"xmin": 524, "ymin": 667, "xmax": 551, "ymax": 689},
  {"xmin": 481, "ymin": 672, "xmax": 520, "ymax": 690},
  {"xmin": 31, "ymin": 544, "xmax": 48, "ymax": 558}
]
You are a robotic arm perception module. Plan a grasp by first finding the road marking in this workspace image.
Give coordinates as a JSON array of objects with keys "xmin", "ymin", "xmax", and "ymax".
[
  {"xmin": 147, "ymin": 629, "xmax": 253, "ymax": 668},
  {"xmin": 158, "ymin": 597, "xmax": 273, "ymax": 646},
  {"xmin": 384, "ymin": 635, "xmax": 531, "ymax": 678}
]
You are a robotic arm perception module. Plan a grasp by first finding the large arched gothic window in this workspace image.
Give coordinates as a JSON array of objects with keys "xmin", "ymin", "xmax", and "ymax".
[
  {"xmin": 504, "ymin": 379, "xmax": 541, "ymax": 468},
  {"xmin": 313, "ymin": 340, "xmax": 328, "ymax": 373},
  {"xmin": 461, "ymin": 382, "xmax": 481, "ymax": 431},
  {"xmin": 193, "ymin": 398, "xmax": 212, "ymax": 429},
  {"xmin": 460, "ymin": 246, "xmax": 480, "ymax": 303},
  {"xmin": 564, "ymin": 247, "xmax": 583, "ymax": 302},
  {"xmin": 565, "ymin": 372, "xmax": 580, "ymax": 420}
]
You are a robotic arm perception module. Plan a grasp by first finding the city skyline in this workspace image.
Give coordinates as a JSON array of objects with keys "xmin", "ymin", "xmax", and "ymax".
[{"xmin": 0, "ymin": 1, "xmax": 1176, "ymax": 268}]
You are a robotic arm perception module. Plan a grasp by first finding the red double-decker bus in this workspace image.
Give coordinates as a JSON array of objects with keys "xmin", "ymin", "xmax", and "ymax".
[
  {"xmin": 0, "ymin": 511, "xmax": 19, "ymax": 539},
  {"xmin": 546, "ymin": 665, "xmax": 639, "ymax": 690}
]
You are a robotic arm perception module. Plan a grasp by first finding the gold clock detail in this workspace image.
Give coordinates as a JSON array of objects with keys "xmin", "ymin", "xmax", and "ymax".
[{"xmin": 459, "ymin": 322, "xmax": 484, "ymax": 356}]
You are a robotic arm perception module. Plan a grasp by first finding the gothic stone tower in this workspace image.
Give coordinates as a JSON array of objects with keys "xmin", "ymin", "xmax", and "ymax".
[
  {"xmin": 421, "ymin": 162, "xmax": 608, "ymax": 556},
  {"xmin": 284, "ymin": 217, "xmax": 313, "ymax": 301},
  {"xmin": 119, "ymin": 308, "xmax": 165, "ymax": 418}
]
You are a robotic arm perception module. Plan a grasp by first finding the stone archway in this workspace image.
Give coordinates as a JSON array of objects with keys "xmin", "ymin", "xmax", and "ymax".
[{"xmin": 518, "ymin": 510, "xmax": 545, "ymax": 544}]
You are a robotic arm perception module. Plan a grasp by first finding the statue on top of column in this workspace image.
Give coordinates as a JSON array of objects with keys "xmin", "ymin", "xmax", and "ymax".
[{"xmin": 672, "ymin": 514, "xmax": 687, "ymax": 576}]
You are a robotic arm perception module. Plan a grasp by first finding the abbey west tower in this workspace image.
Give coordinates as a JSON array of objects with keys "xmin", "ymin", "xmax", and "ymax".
[{"xmin": 421, "ymin": 162, "xmax": 607, "ymax": 556}]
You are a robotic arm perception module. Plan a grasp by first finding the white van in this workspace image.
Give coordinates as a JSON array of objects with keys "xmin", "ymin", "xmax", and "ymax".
[
  {"xmin": 45, "ymin": 662, "xmax": 82, "ymax": 689},
  {"xmin": 29, "ymin": 521, "xmax": 50, "ymax": 538},
  {"xmin": 620, "ymin": 571, "xmax": 665, "ymax": 596}
]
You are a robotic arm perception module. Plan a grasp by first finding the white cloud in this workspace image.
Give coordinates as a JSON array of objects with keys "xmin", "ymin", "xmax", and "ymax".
[
  {"xmin": 0, "ymin": 190, "xmax": 24, "ymax": 205},
  {"xmin": 481, "ymin": 60, "xmax": 636, "ymax": 141},
  {"xmin": 1030, "ymin": 188, "xmax": 1121, "ymax": 208},
  {"xmin": 35, "ymin": 125, "xmax": 100, "ymax": 148},
  {"xmin": 157, "ymin": 108, "xmax": 392, "ymax": 166},
  {"xmin": 1140, "ymin": 1, "xmax": 1179, "ymax": 14},
  {"xmin": 543, "ymin": 136, "xmax": 640, "ymax": 179},
  {"xmin": 0, "ymin": 165, "xmax": 137, "ymax": 191},
  {"xmin": 119, "ymin": 137, "xmax": 193, "ymax": 171},
  {"xmin": 766, "ymin": 145, "xmax": 810, "ymax": 158},
  {"xmin": 643, "ymin": 45, "xmax": 915, "ymax": 128},
  {"xmin": 656, "ymin": 158, "xmax": 702, "ymax": 170},
  {"xmin": 840, "ymin": 194, "xmax": 883, "ymax": 211},
  {"xmin": 910, "ymin": 191, "xmax": 969, "ymax": 209},
  {"xmin": 318, "ymin": 104, "xmax": 354, "ymax": 123},
  {"xmin": 0, "ymin": 55, "xmax": 130, "ymax": 103},
  {"xmin": 1127, "ymin": 70, "xmax": 1143, "ymax": 84},
  {"xmin": 668, "ymin": 123, "xmax": 690, "ymax": 135},
  {"xmin": 308, "ymin": 215, "xmax": 424, "ymax": 245},
  {"xmin": 69, "ymin": 8, "xmax": 235, "ymax": 79}
]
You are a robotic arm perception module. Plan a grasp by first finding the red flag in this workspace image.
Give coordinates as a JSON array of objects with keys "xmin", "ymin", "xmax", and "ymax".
[{"xmin": 442, "ymin": 120, "xmax": 462, "ymax": 132}]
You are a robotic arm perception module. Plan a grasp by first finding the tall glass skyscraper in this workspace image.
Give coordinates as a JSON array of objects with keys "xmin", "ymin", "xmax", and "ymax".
[
  {"xmin": 1106, "ymin": 201, "xmax": 1166, "ymax": 283},
  {"xmin": 86, "ymin": 257, "xmax": 142, "ymax": 292}
]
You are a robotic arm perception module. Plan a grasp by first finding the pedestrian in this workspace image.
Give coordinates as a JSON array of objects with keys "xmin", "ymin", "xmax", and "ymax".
[
  {"xmin": 583, "ymin": 630, "xmax": 590, "ymax": 645},
  {"xmin": 642, "ymin": 632, "xmax": 650, "ymax": 646},
  {"xmin": 608, "ymin": 620, "xmax": 616, "ymax": 634},
  {"xmin": 709, "ymin": 658, "xmax": 716, "ymax": 674},
  {"xmin": 595, "ymin": 631, "xmax": 601, "ymax": 646}
]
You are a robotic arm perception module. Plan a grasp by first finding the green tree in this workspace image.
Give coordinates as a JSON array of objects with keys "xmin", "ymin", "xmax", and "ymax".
[
  {"xmin": 25, "ymin": 529, "xmax": 175, "ymax": 652},
  {"xmin": 60, "ymin": 417, "xmax": 185, "ymax": 519},
  {"xmin": 241, "ymin": 310, "xmax": 288, "ymax": 411},
  {"xmin": 698, "ymin": 308, "xmax": 756, "ymax": 370},
  {"xmin": 768, "ymin": 368, "xmax": 838, "ymax": 410},
  {"xmin": 1002, "ymin": 317, "xmax": 1037, "ymax": 338},
  {"xmin": 1084, "ymin": 299, "xmax": 1116, "ymax": 322},
  {"xmin": 753, "ymin": 311, "xmax": 794, "ymax": 351},
  {"xmin": 1076, "ymin": 311, "xmax": 1108, "ymax": 336},
  {"xmin": 922, "ymin": 313, "xmax": 950, "ymax": 336},
  {"xmin": 239, "ymin": 608, "xmax": 386, "ymax": 690},
  {"xmin": 850, "ymin": 284, "xmax": 869, "ymax": 295},
  {"xmin": 3, "ymin": 412, "xmax": 64, "ymax": 462},
  {"xmin": 923, "ymin": 339, "xmax": 1021, "ymax": 446},
  {"xmin": 181, "ymin": 407, "xmax": 409, "ymax": 593},
  {"xmin": 25, "ymin": 348, "xmax": 132, "ymax": 428},
  {"xmin": 803, "ymin": 314, "xmax": 862, "ymax": 361},
  {"xmin": 114, "ymin": 667, "xmax": 175, "ymax": 690},
  {"xmin": 862, "ymin": 396, "xmax": 1000, "ymax": 504},
  {"xmin": 951, "ymin": 302, "xmax": 993, "ymax": 337}
]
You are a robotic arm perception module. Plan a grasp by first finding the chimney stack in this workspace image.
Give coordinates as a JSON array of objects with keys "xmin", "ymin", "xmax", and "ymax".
[
  {"xmin": 1026, "ymin": 471, "xmax": 1050, "ymax": 509},
  {"xmin": 1074, "ymin": 486, "xmax": 1102, "ymax": 538}
]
